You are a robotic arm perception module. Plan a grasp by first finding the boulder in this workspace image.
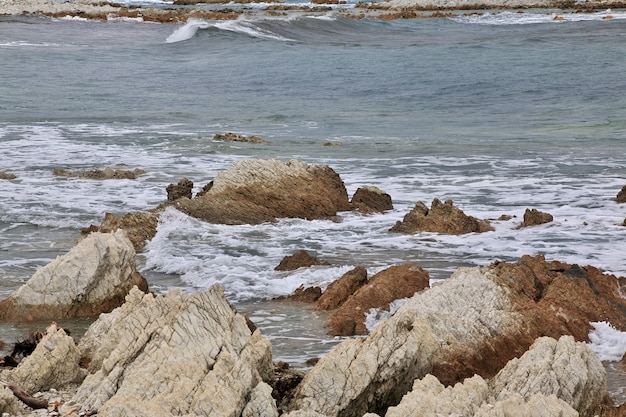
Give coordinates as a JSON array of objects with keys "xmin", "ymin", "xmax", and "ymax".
[
  {"xmin": 389, "ymin": 198, "xmax": 493, "ymax": 234},
  {"xmin": 274, "ymin": 250, "xmax": 330, "ymax": 271},
  {"xmin": 326, "ymin": 263, "xmax": 430, "ymax": 336},
  {"xmin": 617, "ymin": 185, "xmax": 626, "ymax": 203},
  {"xmin": 278, "ymin": 285, "xmax": 323, "ymax": 303},
  {"xmin": 73, "ymin": 285, "xmax": 277, "ymax": 417},
  {"xmin": 287, "ymin": 256, "xmax": 624, "ymax": 416},
  {"xmin": 166, "ymin": 178, "xmax": 193, "ymax": 201},
  {"xmin": 4, "ymin": 323, "xmax": 84, "ymax": 394},
  {"xmin": 316, "ymin": 266, "xmax": 368, "ymax": 311},
  {"xmin": 96, "ymin": 210, "xmax": 160, "ymax": 251},
  {"xmin": 0, "ymin": 171, "xmax": 16, "ymax": 180},
  {"xmin": 517, "ymin": 208, "xmax": 553, "ymax": 228},
  {"xmin": 173, "ymin": 159, "xmax": 351, "ymax": 224},
  {"xmin": 0, "ymin": 230, "xmax": 148, "ymax": 322},
  {"xmin": 350, "ymin": 186, "xmax": 393, "ymax": 214},
  {"xmin": 53, "ymin": 167, "xmax": 145, "ymax": 179}
]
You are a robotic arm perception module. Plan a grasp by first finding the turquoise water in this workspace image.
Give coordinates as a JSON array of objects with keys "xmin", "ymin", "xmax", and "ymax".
[{"xmin": 1, "ymin": 10, "xmax": 626, "ymax": 368}]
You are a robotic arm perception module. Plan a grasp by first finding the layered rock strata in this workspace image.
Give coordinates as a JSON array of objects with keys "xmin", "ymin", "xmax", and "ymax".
[
  {"xmin": 0, "ymin": 230, "xmax": 147, "ymax": 322},
  {"xmin": 73, "ymin": 285, "xmax": 276, "ymax": 417},
  {"xmin": 175, "ymin": 159, "xmax": 351, "ymax": 224},
  {"xmin": 390, "ymin": 198, "xmax": 493, "ymax": 234}
]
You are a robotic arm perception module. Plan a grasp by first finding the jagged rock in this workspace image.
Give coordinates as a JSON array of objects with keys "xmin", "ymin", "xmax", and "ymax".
[
  {"xmin": 53, "ymin": 167, "xmax": 145, "ymax": 179},
  {"xmin": 617, "ymin": 185, "xmax": 626, "ymax": 203},
  {"xmin": 278, "ymin": 285, "xmax": 323, "ymax": 303},
  {"xmin": 73, "ymin": 286, "xmax": 277, "ymax": 417},
  {"xmin": 275, "ymin": 250, "xmax": 330, "ymax": 271},
  {"xmin": 288, "ymin": 255, "xmax": 625, "ymax": 416},
  {"xmin": 174, "ymin": 159, "xmax": 351, "ymax": 224},
  {"xmin": 351, "ymin": 186, "xmax": 393, "ymax": 214},
  {"xmin": 316, "ymin": 266, "xmax": 368, "ymax": 311},
  {"xmin": 213, "ymin": 132, "xmax": 270, "ymax": 143},
  {"xmin": 327, "ymin": 263, "xmax": 430, "ymax": 336},
  {"xmin": 166, "ymin": 178, "xmax": 193, "ymax": 201},
  {"xmin": 0, "ymin": 171, "xmax": 16, "ymax": 180},
  {"xmin": 4, "ymin": 323, "xmax": 84, "ymax": 394},
  {"xmin": 390, "ymin": 198, "xmax": 493, "ymax": 234},
  {"xmin": 517, "ymin": 208, "xmax": 553, "ymax": 228},
  {"xmin": 0, "ymin": 230, "xmax": 148, "ymax": 322},
  {"xmin": 97, "ymin": 211, "xmax": 160, "ymax": 251}
]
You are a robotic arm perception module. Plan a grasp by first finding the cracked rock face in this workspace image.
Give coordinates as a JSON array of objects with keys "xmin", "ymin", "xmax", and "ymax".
[
  {"xmin": 174, "ymin": 159, "xmax": 351, "ymax": 224},
  {"xmin": 0, "ymin": 230, "xmax": 147, "ymax": 322},
  {"xmin": 74, "ymin": 285, "xmax": 276, "ymax": 417}
]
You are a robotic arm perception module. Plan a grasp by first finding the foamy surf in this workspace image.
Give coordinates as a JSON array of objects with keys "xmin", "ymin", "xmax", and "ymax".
[
  {"xmin": 588, "ymin": 321, "xmax": 626, "ymax": 362},
  {"xmin": 165, "ymin": 17, "xmax": 293, "ymax": 43},
  {"xmin": 451, "ymin": 9, "xmax": 626, "ymax": 25}
]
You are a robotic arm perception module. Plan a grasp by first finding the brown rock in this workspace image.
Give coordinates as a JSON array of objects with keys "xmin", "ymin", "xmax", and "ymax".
[
  {"xmin": 390, "ymin": 198, "xmax": 494, "ymax": 234},
  {"xmin": 175, "ymin": 159, "xmax": 351, "ymax": 224},
  {"xmin": 278, "ymin": 285, "xmax": 323, "ymax": 303},
  {"xmin": 517, "ymin": 208, "xmax": 553, "ymax": 228},
  {"xmin": 53, "ymin": 167, "xmax": 145, "ymax": 179},
  {"xmin": 316, "ymin": 266, "xmax": 368, "ymax": 311},
  {"xmin": 327, "ymin": 263, "xmax": 430, "ymax": 336},
  {"xmin": 617, "ymin": 185, "xmax": 626, "ymax": 203},
  {"xmin": 351, "ymin": 186, "xmax": 393, "ymax": 214},
  {"xmin": 166, "ymin": 178, "xmax": 193, "ymax": 201},
  {"xmin": 98, "ymin": 211, "xmax": 159, "ymax": 252},
  {"xmin": 213, "ymin": 132, "xmax": 270, "ymax": 143},
  {"xmin": 0, "ymin": 171, "xmax": 16, "ymax": 180},
  {"xmin": 274, "ymin": 250, "xmax": 330, "ymax": 271}
]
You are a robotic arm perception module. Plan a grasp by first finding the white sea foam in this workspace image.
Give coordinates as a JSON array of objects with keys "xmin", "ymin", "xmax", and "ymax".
[
  {"xmin": 451, "ymin": 10, "xmax": 626, "ymax": 25},
  {"xmin": 365, "ymin": 297, "xmax": 409, "ymax": 332},
  {"xmin": 588, "ymin": 322, "xmax": 626, "ymax": 362},
  {"xmin": 214, "ymin": 19, "xmax": 292, "ymax": 41},
  {"xmin": 165, "ymin": 18, "xmax": 212, "ymax": 43}
]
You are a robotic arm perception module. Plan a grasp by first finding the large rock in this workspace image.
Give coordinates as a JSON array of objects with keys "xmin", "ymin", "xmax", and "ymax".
[
  {"xmin": 96, "ymin": 210, "xmax": 160, "ymax": 252},
  {"xmin": 517, "ymin": 208, "xmax": 553, "ymax": 228},
  {"xmin": 350, "ymin": 186, "xmax": 393, "ymax": 214},
  {"xmin": 4, "ymin": 323, "xmax": 84, "ymax": 394},
  {"xmin": 386, "ymin": 336, "xmax": 603, "ymax": 417},
  {"xmin": 73, "ymin": 285, "xmax": 277, "ymax": 417},
  {"xmin": 389, "ymin": 198, "xmax": 493, "ymax": 234},
  {"xmin": 0, "ymin": 230, "xmax": 148, "ymax": 322},
  {"xmin": 174, "ymin": 159, "xmax": 351, "ymax": 224},
  {"xmin": 287, "ymin": 255, "xmax": 624, "ymax": 416},
  {"xmin": 316, "ymin": 266, "xmax": 368, "ymax": 311},
  {"xmin": 326, "ymin": 263, "xmax": 430, "ymax": 336},
  {"xmin": 166, "ymin": 178, "xmax": 194, "ymax": 201},
  {"xmin": 275, "ymin": 250, "xmax": 330, "ymax": 271}
]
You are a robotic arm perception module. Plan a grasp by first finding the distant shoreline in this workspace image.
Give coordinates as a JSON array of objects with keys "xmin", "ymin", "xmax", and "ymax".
[{"xmin": 1, "ymin": 0, "xmax": 625, "ymax": 21}]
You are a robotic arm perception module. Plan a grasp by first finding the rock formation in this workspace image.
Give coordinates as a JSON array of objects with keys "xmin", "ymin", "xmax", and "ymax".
[
  {"xmin": 389, "ymin": 198, "xmax": 493, "ymax": 234},
  {"xmin": 166, "ymin": 178, "xmax": 194, "ymax": 201},
  {"xmin": 96, "ymin": 211, "xmax": 160, "ymax": 251},
  {"xmin": 53, "ymin": 167, "xmax": 145, "ymax": 179},
  {"xmin": 73, "ymin": 285, "xmax": 277, "ymax": 417},
  {"xmin": 0, "ymin": 386, "xmax": 23, "ymax": 416},
  {"xmin": 617, "ymin": 185, "xmax": 626, "ymax": 203},
  {"xmin": 0, "ymin": 230, "xmax": 148, "ymax": 322},
  {"xmin": 174, "ymin": 159, "xmax": 351, "ymax": 224},
  {"xmin": 275, "ymin": 250, "xmax": 330, "ymax": 271},
  {"xmin": 213, "ymin": 132, "xmax": 270, "ymax": 143},
  {"xmin": 350, "ymin": 186, "xmax": 393, "ymax": 214},
  {"xmin": 327, "ymin": 263, "xmax": 430, "ymax": 336},
  {"xmin": 316, "ymin": 266, "xmax": 368, "ymax": 311},
  {"xmin": 517, "ymin": 208, "xmax": 553, "ymax": 228},
  {"xmin": 287, "ymin": 255, "xmax": 625, "ymax": 416},
  {"xmin": 0, "ymin": 171, "xmax": 16, "ymax": 180}
]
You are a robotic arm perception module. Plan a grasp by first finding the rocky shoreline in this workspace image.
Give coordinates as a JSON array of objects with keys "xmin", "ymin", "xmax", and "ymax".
[
  {"xmin": 1, "ymin": 0, "xmax": 625, "ymax": 22},
  {"xmin": 2, "ymin": 158, "xmax": 626, "ymax": 416}
]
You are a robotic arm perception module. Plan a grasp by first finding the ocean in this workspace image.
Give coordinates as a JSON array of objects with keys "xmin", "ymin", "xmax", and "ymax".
[{"xmin": 1, "ymin": 5, "xmax": 626, "ymax": 396}]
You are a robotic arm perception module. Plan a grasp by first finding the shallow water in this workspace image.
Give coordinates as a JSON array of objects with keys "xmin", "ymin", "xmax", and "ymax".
[{"xmin": 1, "ymin": 8, "xmax": 626, "ymax": 385}]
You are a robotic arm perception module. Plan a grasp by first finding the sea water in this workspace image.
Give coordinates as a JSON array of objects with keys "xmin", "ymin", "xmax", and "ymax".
[{"xmin": 1, "ymin": 7, "xmax": 626, "ymax": 396}]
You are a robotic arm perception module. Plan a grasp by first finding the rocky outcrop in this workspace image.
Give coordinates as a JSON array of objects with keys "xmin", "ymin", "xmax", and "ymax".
[
  {"xmin": 73, "ymin": 285, "xmax": 276, "ymax": 417},
  {"xmin": 213, "ymin": 132, "xmax": 270, "ymax": 143},
  {"xmin": 174, "ymin": 159, "xmax": 351, "ymax": 224},
  {"xmin": 3, "ymin": 323, "xmax": 84, "ymax": 394},
  {"xmin": 275, "ymin": 250, "xmax": 330, "ymax": 271},
  {"xmin": 316, "ymin": 266, "xmax": 368, "ymax": 311},
  {"xmin": 517, "ymin": 208, "xmax": 553, "ymax": 228},
  {"xmin": 279, "ymin": 285, "xmax": 323, "ymax": 302},
  {"xmin": 288, "ymin": 255, "xmax": 624, "ymax": 416},
  {"xmin": 384, "ymin": 336, "xmax": 602, "ymax": 417},
  {"xmin": 617, "ymin": 185, "xmax": 626, "ymax": 203},
  {"xmin": 166, "ymin": 178, "xmax": 193, "ymax": 201},
  {"xmin": 350, "ymin": 186, "xmax": 393, "ymax": 214},
  {"xmin": 0, "ymin": 230, "xmax": 148, "ymax": 322},
  {"xmin": 53, "ymin": 167, "xmax": 145, "ymax": 179},
  {"xmin": 0, "ymin": 171, "xmax": 16, "ymax": 180},
  {"xmin": 96, "ymin": 211, "xmax": 160, "ymax": 251},
  {"xmin": 390, "ymin": 198, "xmax": 493, "ymax": 234},
  {"xmin": 327, "ymin": 263, "xmax": 430, "ymax": 336}
]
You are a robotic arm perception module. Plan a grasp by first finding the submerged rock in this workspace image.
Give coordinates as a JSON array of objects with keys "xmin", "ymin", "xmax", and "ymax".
[
  {"xmin": 517, "ymin": 208, "xmax": 553, "ymax": 228},
  {"xmin": 0, "ymin": 171, "xmax": 16, "ymax": 180},
  {"xmin": 213, "ymin": 132, "xmax": 271, "ymax": 143},
  {"xmin": 53, "ymin": 167, "xmax": 145, "ymax": 179},
  {"xmin": 0, "ymin": 230, "xmax": 147, "ymax": 322},
  {"xmin": 390, "ymin": 198, "xmax": 493, "ymax": 234},
  {"xmin": 174, "ymin": 159, "xmax": 351, "ymax": 224},
  {"xmin": 617, "ymin": 185, "xmax": 626, "ymax": 203},
  {"xmin": 74, "ymin": 285, "xmax": 276, "ymax": 417},
  {"xmin": 350, "ymin": 186, "xmax": 393, "ymax": 214}
]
